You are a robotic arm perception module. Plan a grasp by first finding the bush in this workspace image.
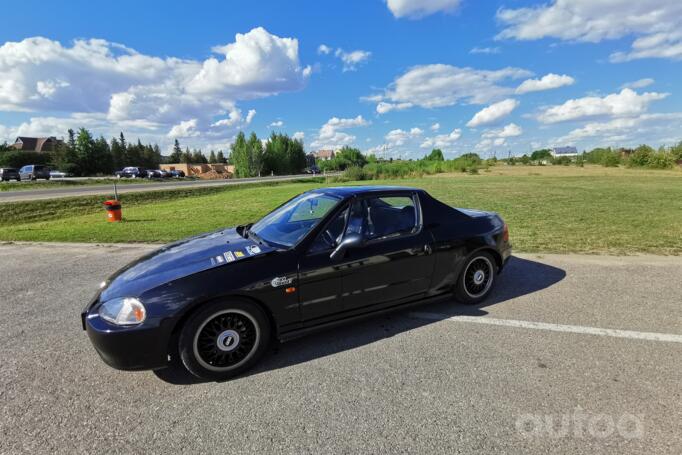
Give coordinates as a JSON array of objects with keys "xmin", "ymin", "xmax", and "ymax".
[
  {"xmin": 646, "ymin": 152, "xmax": 674, "ymax": 169},
  {"xmin": 602, "ymin": 153, "xmax": 620, "ymax": 167}
]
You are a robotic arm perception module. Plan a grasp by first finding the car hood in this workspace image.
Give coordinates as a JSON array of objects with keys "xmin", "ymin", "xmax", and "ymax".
[{"xmin": 100, "ymin": 227, "xmax": 276, "ymax": 300}]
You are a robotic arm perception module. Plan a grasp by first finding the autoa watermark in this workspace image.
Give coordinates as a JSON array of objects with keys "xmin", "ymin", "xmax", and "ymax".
[{"xmin": 515, "ymin": 407, "xmax": 644, "ymax": 439}]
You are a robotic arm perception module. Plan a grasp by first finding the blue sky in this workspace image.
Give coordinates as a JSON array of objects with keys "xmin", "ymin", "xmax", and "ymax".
[{"xmin": 1, "ymin": 0, "xmax": 681, "ymax": 158}]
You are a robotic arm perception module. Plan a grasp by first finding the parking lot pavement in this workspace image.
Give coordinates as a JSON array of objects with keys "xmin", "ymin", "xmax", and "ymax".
[{"xmin": 1, "ymin": 243, "xmax": 680, "ymax": 454}]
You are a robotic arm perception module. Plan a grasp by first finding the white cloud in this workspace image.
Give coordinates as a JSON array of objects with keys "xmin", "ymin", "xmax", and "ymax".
[
  {"xmin": 333, "ymin": 48, "xmax": 371, "ymax": 72},
  {"xmin": 372, "ymin": 64, "xmax": 531, "ymax": 113},
  {"xmin": 0, "ymin": 28, "xmax": 310, "ymax": 142},
  {"xmin": 620, "ymin": 78, "xmax": 655, "ymax": 90},
  {"xmin": 430, "ymin": 122, "xmax": 440, "ymax": 131},
  {"xmin": 318, "ymin": 46, "xmax": 372, "ymax": 72},
  {"xmin": 386, "ymin": 0, "xmax": 461, "ymax": 19},
  {"xmin": 420, "ymin": 128, "xmax": 462, "ymax": 150},
  {"xmin": 292, "ymin": 131, "xmax": 305, "ymax": 141},
  {"xmin": 610, "ymin": 31, "xmax": 682, "ymax": 62},
  {"xmin": 482, "ymin": 123, "xmax": 523, "ymax": 139},
  {"xmin": 376, "ymin": 101, "xmax": 413, "ymax": 114},
  {"xmin": 470, "ymin": 47, "xmax": 500, "ymax": 55},
  {"xmin": 496, "ymin": 0, "xmax": 682, "ymax": 62},
  {"xmin": 311, "ymin": 115, "xmax": 370, "ymax": 149},
  {"xmin": 269, "ymin": 120, "xmax": 284, "ymax": 128},
  {"xmin": 556, "ymin": 113, "xmax": 682, "ymax": 146},
  {"xmin": 466, "ymin": 99, "xmax": 519, "ymax": 128},
  {"xmin": 476, "ymin": 123, "xmax": 523, "ymax": 151},
  {"xmin": 515, "ymin": 73, "xmax": 574, "ymax": 94},
  {"xmin": 385, "ymin": 127, "xmax": 423, "ymax": 146},
  {"xmin": 537, "ymin": 89, "xmax": 668, "ymax": 124},
  {"xmin": 245, "ymin": 109, "xmax": 257, "ymax": 124},
  {"xmin": 168, "ymin": 119, "xmax": 199, "ymax": 138}
]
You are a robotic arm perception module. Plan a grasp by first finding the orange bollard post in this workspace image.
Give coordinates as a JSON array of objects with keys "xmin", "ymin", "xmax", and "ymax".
[{"xmin": 103, "ymin": 200, "xmax": 122, "ymax": 222}]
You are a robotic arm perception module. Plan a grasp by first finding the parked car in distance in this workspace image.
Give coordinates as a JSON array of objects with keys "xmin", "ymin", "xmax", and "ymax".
[
  {"xmin": 115, "ymin": 167, "xmax": 148, "ymax": 178},
  {"xmin": 305, "ymin": 165, "xmax": 321, "ymax": 174},
  {"xmin": 147, "ymin": 169, "xmax": 171, "ymax": 179},
  {"xmin": 50, "ymin": 170, "xmax": 69, "ymax": 179},
  {"xmin": 169, "ymin": 170, "xmax": 186, "ymax": 178},
  {"xmin": 0, "ymin": 168, "xmax": 20, "ymax": 181},
  {"xmin": 83, "ymin": 186, "xmax": 512, "ymax": 380},
  {"xmin": 19, "ymin": 165, "xmax": 51, "ymax": 181}
]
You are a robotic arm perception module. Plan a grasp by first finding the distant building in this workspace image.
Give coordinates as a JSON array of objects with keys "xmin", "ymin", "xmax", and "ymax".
[
  {"xmin": 313, "ymin": 149, "xmax": 335, "ymax": 161},
  {"xmin": 551, "ymin": 146, "xmax": 578, "ymax": 157},
  {"xmin": 12, "ymin": 136, "xmax": 64, "ymax": 153}
]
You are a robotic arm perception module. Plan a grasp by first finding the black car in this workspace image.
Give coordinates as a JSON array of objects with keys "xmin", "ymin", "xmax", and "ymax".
[
  {"xmin": 169, "ymin": 170, "xmax": 186, "ymax": 178},
  {"xmin": 82, "ymin": 186, "xmax": 511, "ymax": 380},
  {"xmin": 18, "ymin": 164, "xmax": 51, "ymax": 181},
  {"xmin": 0, "ymin": 168, "xmax": 20, "ymax": 181},
  {"xmin": 115, "ymin": 167, "xmax": 148, "ymax": 178}
]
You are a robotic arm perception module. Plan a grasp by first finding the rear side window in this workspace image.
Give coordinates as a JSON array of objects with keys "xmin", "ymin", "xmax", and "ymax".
[{"xmin": 365, "ymin": 195, "xmax": 418, "ymax": 240}]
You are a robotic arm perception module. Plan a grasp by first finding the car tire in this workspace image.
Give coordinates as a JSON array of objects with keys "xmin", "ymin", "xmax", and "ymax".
[
  {"xmin": 454, "ymin": 251, "xmax": 497, "ymax": 305},
  {"xmin": 178, "ymin": 300, "xmax": 271, "ymax": 380}
]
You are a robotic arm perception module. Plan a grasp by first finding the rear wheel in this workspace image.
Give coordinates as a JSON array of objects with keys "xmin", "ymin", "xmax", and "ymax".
[
  {"xmin": 179, "ymin": 300, "xmax": 271, "ymax": 380},
  {"xmin": 454, "ymin": 251, "xmax": 497, "ymax": 305}
]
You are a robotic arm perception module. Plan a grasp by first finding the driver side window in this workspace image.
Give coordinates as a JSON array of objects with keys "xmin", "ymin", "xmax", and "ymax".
[{"xmin": 308, "ymin": 199, "xmax": 366, "ymax": 253}]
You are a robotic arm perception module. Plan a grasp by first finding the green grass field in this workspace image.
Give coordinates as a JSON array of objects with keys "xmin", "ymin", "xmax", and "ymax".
[{"xmin": 1, "ymin": 166, "xmax": 681, "ymax": 255}]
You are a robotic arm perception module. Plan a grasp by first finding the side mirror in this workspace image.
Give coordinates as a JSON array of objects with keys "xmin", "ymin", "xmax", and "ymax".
[{"xmin": 330, "ymin": 233, "xmax": 363, "ymax": 261}]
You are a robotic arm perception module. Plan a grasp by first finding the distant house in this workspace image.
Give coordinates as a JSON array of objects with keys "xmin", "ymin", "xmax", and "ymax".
[
  {"xmin": 12, "ymin": 136, "xmax": 64, "ymax": 153},
  {"xmin": 313, "ymin": 149, "xmax": 335, "ymax": 161},
  {"xmin": 551, "ymin": 146, "xmax": 578, "ymax": 157},
  {"xmin": 617, "ymin": 148, "xmax": 634, "ymax": 160}
]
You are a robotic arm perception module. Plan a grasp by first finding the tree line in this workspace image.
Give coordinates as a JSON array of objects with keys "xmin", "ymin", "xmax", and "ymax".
[
  {"xmin": 0, "ymin": 128, "xmax": 165, "ymax": 176},
  {"xmin": 504, "ymin": 143, "xmax": 682, "ymax": 169}
]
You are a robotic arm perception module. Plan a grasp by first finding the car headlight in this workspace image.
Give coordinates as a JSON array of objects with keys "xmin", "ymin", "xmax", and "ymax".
[{"xmin": 98, "ymin": 297, "xmax": 146, "ymax": 326}]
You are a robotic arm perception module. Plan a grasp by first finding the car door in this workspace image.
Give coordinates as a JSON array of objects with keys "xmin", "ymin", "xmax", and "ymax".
[
  {"xmin": 297, "ymin": 203, "xmax": 350, "ymax": 323},
  {"xmin": 340, "ymin": 192, "xmax": 436, "ymax": 314}
]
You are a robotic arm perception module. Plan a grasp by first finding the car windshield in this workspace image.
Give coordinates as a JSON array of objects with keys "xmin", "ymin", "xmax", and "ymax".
[{"xmin": 249, "ymin": 192, "xmax": 341, "ymax": 248}]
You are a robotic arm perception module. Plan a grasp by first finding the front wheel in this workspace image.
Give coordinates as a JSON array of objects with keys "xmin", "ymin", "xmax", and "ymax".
[
  {"xmin": 178, "ymin": 300, "xmax": 271, "ymax": 380},
  {"xmin": 454, "ymin": 251, "xmax": 497, "ymax": 305}
]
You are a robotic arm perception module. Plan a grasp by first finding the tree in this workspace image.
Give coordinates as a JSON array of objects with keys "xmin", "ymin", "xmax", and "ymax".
[
  {"xmin": 67, "ymin": 129, "xmax": 76, "ymax": 150},
  {"xmin": 92, "ymin": 135, "xmax": 113, "ymax": 174},
  {"xmin": 169, "ymin": 139, "xmax": 183, "ymax": 163},
  {"xmin": 191, "ymin": 150, "xmax": 207, "ymax": 164},
  {"xmin": 208, "ymin": 150, "xmax": 217, "ymax": 164},
  {"xmin": 110, "ymin": 137, "xmax": 125, "ymax": 169},
  {"xmin": 332, "ymin": 146, "xmax": 367, "ymax": 170},
  {"xmin": 247, "ymin": 132, "xmax": 265, "ymax": 176},
  {"xmin": 262, "ymin": 133, "xmax": 307, "ymax": 175},
  {"xmin": 530, "ymin": 149, "xmax": 552, "ymax": 161},
  {"xmin": 216, "ymin": 150, "xmax": 227, "ymax": 164},
  {"xmin": 230, "ymin": 132, "xmax": 249, "ymax": 177},
  {"xmin": 425, "ymin": 148, "xmax": 444, "ymax": 161}
]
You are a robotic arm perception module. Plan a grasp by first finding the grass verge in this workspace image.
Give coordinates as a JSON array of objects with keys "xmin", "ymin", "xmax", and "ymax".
[{"xmin": 0, "ymin": 166, "xmax": 680, "ymax": 255}]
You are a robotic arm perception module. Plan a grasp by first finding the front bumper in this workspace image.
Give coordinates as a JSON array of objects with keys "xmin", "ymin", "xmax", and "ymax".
[{"xmin": 82, "ymin": 297, "xmax": 171, "ymax": 371}]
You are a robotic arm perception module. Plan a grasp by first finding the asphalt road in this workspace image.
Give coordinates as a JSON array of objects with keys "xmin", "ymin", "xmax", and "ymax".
[
  {"xmin": 0, "ymin": 243, "xmax": 680, "ymax": 454},
  {"xmin": 0, "ymin": 173, "xmax": 331, "ymax": 203}
]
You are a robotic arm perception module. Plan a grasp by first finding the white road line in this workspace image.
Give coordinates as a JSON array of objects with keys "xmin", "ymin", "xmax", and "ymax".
[{"xmin": 409, "ymin": 312, "xmax": 682, "ymax": 343}]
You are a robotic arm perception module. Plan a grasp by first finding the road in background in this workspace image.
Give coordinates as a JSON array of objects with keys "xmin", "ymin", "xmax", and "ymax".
[
  {"xmin": 0, "ymin": 173, "xmax": 333, "ymax": 203},
  {"xmin": 0, "ymin": 243, "xmax": 680, "ymax": 454}
]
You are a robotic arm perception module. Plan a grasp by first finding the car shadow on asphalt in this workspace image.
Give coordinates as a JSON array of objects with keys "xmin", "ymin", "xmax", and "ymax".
[{"xmin": 154, "ymin": 256, "xmax": 566, "ymax": 385}]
